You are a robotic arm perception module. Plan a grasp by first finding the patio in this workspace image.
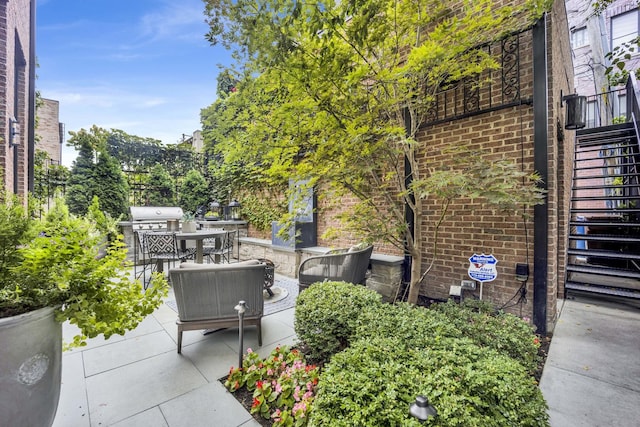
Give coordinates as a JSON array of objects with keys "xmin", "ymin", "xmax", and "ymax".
[{"xmin": 52, "ymin": 275, "xmax": 297, "ymax": 427}]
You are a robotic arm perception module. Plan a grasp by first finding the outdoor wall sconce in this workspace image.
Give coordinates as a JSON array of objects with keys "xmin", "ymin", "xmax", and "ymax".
[
  {"xmin": 562, "ymin": 93, "xmax": 587, "ymax": 130},
  {"xmin": 228, "ymin": 199, "xmax": 242, "ymax": 220},
  {"xmin": 8, "ymin": 117, "xmax": 20, "ymax": 147},
  {"xmin": 409, "ymin": 396, "xmax": 437, "ymax": 422}
]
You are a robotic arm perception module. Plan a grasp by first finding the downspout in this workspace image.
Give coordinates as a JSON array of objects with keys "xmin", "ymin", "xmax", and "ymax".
[
  {"xmin": 403, "ymin": 109, "xmax": 414, "ymax": 285},
  {"xmin": 27, "ymin": 0, "xmax": 36, "ymax": 192},
  {"xmin": 532, "ymin": 16, "xmax": 549, "ymax": 335}
]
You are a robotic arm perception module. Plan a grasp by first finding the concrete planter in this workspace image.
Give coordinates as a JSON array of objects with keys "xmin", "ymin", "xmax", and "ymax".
[
  {"xmin": 0, "ymin": 306, "xmax": 62, "ymax": 427},
  {"xmin": 181, "ymin": 221, "xmax": 197, "ymax": 233}
]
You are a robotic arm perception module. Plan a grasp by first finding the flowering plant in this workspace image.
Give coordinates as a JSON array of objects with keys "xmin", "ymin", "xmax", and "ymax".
[{"xmin": 224, "ymin": 346, "xmax": 319, "ymax": 426}]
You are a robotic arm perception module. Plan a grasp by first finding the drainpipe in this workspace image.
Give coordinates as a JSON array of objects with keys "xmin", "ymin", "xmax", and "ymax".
[
  {"xmin": 403, "ymin": 108, "xmax": 415, "ymax": 285},
  {"xmin": 27, "ymin": 0, "xmax": 36, "ymax": 192},
  {"xmin": 532, "ymin": 16, "xmax": 549, "ymax": 336}
]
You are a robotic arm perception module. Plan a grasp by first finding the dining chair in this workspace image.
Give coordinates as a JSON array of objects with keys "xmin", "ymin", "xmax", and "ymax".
[
  {"xmin": 144, "ymin": 232, "xmax": 195, "ymax": 275},
  {"xmin": 133, "ymin": 230, "xmax": 154, "ymax": 288},
  {"xmin": 204, "ymin": 230, "xmax": 236, "ymax": 263}
]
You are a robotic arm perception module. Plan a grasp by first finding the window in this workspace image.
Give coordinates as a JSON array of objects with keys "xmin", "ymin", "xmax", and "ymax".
[
  {"xmin": 586, "ymin": 100, "xmax": 598, "ymax": 128},
  {"xmin": 571, "ymin": 27, "xmax": 588, "ymax": 48},
  {"xmin": 611, "ymin": 9, "xmax": 639, "ymax": 50}
]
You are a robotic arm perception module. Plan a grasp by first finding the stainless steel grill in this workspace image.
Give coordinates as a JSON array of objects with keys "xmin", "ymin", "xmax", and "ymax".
[{"xmin": 129, "ymin": 206, "xmax": 184, "ymax": 231}]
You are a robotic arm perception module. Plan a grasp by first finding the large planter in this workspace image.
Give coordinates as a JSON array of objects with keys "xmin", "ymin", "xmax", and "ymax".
[{"xmin": 0, "ymin": 306, "xmax": 62, "ymax": 427}]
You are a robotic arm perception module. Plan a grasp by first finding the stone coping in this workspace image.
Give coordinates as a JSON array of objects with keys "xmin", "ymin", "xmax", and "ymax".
[{"xmin": 238, "ymin": 237, "xmax": 404, "ymax": 265}]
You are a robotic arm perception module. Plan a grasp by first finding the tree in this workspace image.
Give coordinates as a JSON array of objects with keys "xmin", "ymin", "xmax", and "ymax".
[
  {"xmin": 93, "ymin": 151, "xmax": 130, "ymax": 218},
  {"xmin": 204, "ymin": 0, "xmax": 548, "ymax": 304},
  {"xmin": 145, "ymin": 164, "xmax": 176, "ymax": 206},
  {"xmin": 179, "ymin": 169, "xmax": 210, "ymax": 213},
  {"xmin": 65, "ymin": 135, "xmax": 96, "ymax": 216}
]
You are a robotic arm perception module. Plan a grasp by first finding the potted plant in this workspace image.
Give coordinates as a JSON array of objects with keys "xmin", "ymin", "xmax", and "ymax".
[
  {"xmin": 181, "ymin": 211, "xmax": 197, "ymax": 232},
  {"xmin": 0, "ymin": 195, "xmax": 168, "ymax": 427}
]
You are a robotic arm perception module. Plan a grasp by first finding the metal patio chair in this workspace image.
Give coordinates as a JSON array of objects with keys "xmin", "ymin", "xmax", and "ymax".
[
  {"xmin": 144, "ymin": 232, "xmax": 195, "ymax": 277},
  {"xmin": 203, "ymin": 230, "xmax": 236, "ymax": 263}
]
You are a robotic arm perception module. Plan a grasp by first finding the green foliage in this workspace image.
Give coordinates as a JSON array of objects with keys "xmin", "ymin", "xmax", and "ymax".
[
  {"xmin": 93, "ymin": 150, "xmax": 130, "ymax": 218},
  {"xmin": 0, "ymin": 196, "xmax": 168, "ymax": 347},
  {"xmin": 145, "ymin": 164, "xmax": 176, "ymax": 206},
  {"xmin": 225, "ymin": 346, "xmax": 320, "ymax": 426},
  {"xmin": 203, "ymin": 0, "xmax": 549, "ymax": 304},
  {"xmin": 179, "ymin": 169, "xmax": 210, "ymax": 212},
  {"xmin": 604, "ymin": 36, "xmax": 640, "ymax": 87},
  {"xmin": 240, "ymin": 194, "xmax": 287, "ymax": 232},
  {"xmin": 294, "ymin": 282, "xmax": 384, "ymax": 362},
  {"xmin": 65, "ymin": 136, "xmax": 95, "ymax": 215},
  {"xmin": 422, "ymin": 300, "xmax": 540, "ymax": 373},
  {"xmin": 310, "ymin": 335, "xmax": 548, "ymax": 427}
]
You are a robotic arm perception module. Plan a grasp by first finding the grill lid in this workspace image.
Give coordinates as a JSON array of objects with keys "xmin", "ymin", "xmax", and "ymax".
[{"xmin": 130, "ymin": 206, "xmax": 184, "ymax": 221}]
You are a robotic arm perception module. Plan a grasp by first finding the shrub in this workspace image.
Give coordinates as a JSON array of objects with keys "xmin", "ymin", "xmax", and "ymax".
[
  {"xmin": 429, "ymin": 300, "xmax": 540, "ymax": 373},
  {"xmin": 294, "ymin": 281, "xmax": 383, "ymax": 362},
  {"xmin": 309, "ymin": 335, "xmax": 549, "ymax": 427}
]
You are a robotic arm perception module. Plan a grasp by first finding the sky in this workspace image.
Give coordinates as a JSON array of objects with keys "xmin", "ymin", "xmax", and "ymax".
[{"xmin": 36, "ymin": 0, "xmax": 231, "ymax": 167}]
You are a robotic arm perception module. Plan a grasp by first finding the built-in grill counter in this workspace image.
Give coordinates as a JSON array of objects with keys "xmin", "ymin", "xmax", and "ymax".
[{"xmin": 119, "ymin": 206, "xmax": 248, "ymax": 263}]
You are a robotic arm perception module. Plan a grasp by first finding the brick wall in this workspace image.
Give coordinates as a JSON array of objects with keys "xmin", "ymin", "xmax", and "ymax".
[
  {"xmin": 36, "ymin": 98, "xmax": 62, "ymax": 164},
  {"xmin": 1, "ymin": 0, "xmax": 33, "ymax": 198}
]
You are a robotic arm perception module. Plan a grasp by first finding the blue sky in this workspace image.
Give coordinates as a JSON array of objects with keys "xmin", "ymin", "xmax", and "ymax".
[{"xmin": 36, "ymin": 0, "xmax": 230, "ymax": 166}]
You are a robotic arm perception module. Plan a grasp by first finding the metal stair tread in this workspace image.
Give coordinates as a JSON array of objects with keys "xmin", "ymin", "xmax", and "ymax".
[
  {"xmin": 565, "ymin": 281, "xmax": 640, "ymax": 298},
  {"xmin": 566, "ymin": 264, "xmax": 640, "ymax": 279}
]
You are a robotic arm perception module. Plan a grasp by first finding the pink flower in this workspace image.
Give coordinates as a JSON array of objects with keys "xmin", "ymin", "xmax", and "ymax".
[
  {"xmin": 293, "ymin": 401, "xmax": 307, "ymax": 416},
  {"xmin": 247, "ymin": 348, "xmax": 253, "ymax": 353},
  {"xmin": 294, "ymin": 385, "xmax": 301, "ymax": 401}
]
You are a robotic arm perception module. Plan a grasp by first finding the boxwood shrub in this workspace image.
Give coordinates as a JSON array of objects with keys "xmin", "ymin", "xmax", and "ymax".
[
  {"xmin": 309, "ymin": 335, "xmax": 549, "ymax": 427},
  {"xmin": 429, "ymin": 300, "xmax": 540, "ymax": 373},
  {"xmin": 294, "ymin": 281, "xmax": 383, "ymax": 362}
]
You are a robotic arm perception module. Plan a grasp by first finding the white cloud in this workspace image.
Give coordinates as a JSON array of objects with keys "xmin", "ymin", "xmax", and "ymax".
[{"xmin": 138, "ymin": 0, "xmax": 207, "ymax": 43}]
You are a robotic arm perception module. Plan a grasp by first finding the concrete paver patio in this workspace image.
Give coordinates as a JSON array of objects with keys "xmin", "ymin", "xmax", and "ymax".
[
  {"xmin": 52, "ymin": 282, "xmax": 296, "ymax": 427},
  {"xmin": 52, "ymin": 279, "xmax": 640, "ymax": 427}
]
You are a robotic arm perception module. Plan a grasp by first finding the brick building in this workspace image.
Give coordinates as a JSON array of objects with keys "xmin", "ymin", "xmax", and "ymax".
[
  {"xmin": 259, "ymin": 1, "xmax": 576, "ymax": 335},
  {"xmin": 36, "ymin": 97, "xmax": 63, "ymax": 165},
  {"xmin": 0, "ymin": 0, "xmax": 36, "ymax": 198}
]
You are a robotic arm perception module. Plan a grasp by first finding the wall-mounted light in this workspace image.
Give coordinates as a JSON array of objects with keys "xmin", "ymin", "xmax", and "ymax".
[
  {"xmin": 562, "ymin": 94, "xmax": 587, "ymax": 130},
  {"xmin": 9, "ymin": 117, "xmax": 20, "ymax": 147}
]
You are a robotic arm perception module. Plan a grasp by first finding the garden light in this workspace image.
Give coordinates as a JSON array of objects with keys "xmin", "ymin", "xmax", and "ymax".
[
  {"xmin": 228, "ymin": 199, "xmax": 242, "ymax": 220},
  {"xmin": 235, "ymin": 300, "xmax": 246, "ymax": 368},
  {"xmin": 409, "ymin": 395, "xmax": 437, "ymax": 422}
]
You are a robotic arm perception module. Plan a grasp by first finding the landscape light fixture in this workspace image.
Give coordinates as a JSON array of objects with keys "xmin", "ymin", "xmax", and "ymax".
[
  {"xmin": 562, "ymin": 93, "xmax": 587, "ymax": 130},
  {"xmin": 8, "ymin": 117, "xmax": 20, "ymax": 147},
  {"xmin": 409, "ymin": 396, "xmax": 437, "ymax": 422}
]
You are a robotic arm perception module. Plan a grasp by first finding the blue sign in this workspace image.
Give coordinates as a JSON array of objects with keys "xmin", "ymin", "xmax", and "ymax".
[{"xmin": 468, "ymin": 253, "xmax": 498, "ymax": 283}]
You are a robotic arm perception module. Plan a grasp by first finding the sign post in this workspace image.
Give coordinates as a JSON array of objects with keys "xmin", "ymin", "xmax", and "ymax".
[{"xmin": 467, "ymin": 254, "xmax": 498, "ymax": 299}]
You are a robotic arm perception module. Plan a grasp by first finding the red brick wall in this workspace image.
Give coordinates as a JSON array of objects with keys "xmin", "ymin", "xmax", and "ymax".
[
  {"xmin": 1, "ymin": 0, "xmax": 33, "ymax": 198},
  {"xmin": 312, "ymin": 3, "xmax": 575, "ymax": 330}
]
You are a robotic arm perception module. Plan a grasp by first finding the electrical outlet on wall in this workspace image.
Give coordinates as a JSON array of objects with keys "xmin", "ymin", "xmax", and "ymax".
[{"xmin": 461, "ymin": 280, "xmax": 476, "ymax": 290}]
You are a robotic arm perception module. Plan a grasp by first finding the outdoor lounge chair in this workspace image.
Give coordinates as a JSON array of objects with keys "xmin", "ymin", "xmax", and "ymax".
[
  {"xmin": 168, "ymin": 260, "xmax": 266, "ymax": 353},
  {"xmin": 298, "ymin": 245, "xmax": 373, "ymax": 292}
]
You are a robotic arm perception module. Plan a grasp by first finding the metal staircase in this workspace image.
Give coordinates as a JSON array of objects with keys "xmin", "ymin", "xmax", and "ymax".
[{"xmin": 566, "ymin": 121, "xmax": 640, "ymax": 298}]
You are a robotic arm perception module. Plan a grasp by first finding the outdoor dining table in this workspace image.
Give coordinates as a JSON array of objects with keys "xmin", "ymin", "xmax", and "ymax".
[{"xmin": 175, "ymin": 229, "xmax": 227, "ymax": 264}]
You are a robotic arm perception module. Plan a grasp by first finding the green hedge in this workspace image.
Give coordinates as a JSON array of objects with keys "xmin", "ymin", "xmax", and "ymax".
[
  {"xmin": 294, "ymin": 283, "xmax": 548, "ymax": 426},
  {"xmin": 294, "ymin": 281, "xmax": 384, "ymax": 362},
  {"xmin": 309, "ymin": 336, "xmax": 549, "ymax": 427}
]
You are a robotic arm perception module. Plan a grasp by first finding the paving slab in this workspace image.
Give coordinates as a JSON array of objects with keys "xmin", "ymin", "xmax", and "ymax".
[
  {"xmin": 159, "ymin": 381, "xmax": 255, "ymax": 427},
  {"xmin": 86, "ymin": 351, "xmax": 207, "ymax": 426},
  {"xmin": 540, "ymin": 296, "xmax": 640, "ymax": 427}
]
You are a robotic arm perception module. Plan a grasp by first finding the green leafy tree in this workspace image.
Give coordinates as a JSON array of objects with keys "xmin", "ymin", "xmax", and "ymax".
[
  {"xmin": 179, "ymin": 169, "xmax": 210, "ymax": 213},
  {"xmin": 145, "ymin": 164, "xmax": 176, "ymax": 206},
  {"xmin": 93, "ymin": 150, "xmax": 130, "ymax": 218},
  {"xmin": 204, "ymin": 0, "xmax": 549, "ymax": 304},
  {"xmin": 65, "ymin": 136, "xmax": 95, "ymax": 216}
]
